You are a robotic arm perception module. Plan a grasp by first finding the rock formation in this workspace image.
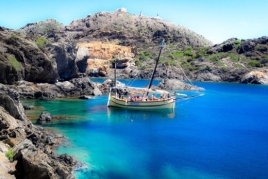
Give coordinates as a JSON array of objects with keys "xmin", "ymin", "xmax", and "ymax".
[
  {"xmin": 158, "ymin": 79, "xmax": 204, "ymax": 91},
  {"xmin": 241, "ymin": 69, "xmax": 268, "ymax": 84},
  {"xmin": 0, "ymin": 91, "xmax": 75, "ymax": 178},
  {"xmin": 0, "ymin": 29, "xmax": 58, "ymax": 84},
  {"xmin": 1, "ymin": 9, "xmax": 268, "ymax": 95},
  {"xmin": 77, "ymin": 41, "xmax": 135, "ymax": 77},
  {"xmin": 1, "ymin": 78, "xmax": 102, "ymax": 99}
]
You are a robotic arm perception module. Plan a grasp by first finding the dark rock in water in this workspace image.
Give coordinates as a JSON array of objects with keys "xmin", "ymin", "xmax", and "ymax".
[
  {"xmin": 58, "ymin": 153, "xmax": 75, "ymax": 166},
  {"xmin": 22, "ymin": 104, "xmax": 35, "ymax": 110},
  {"xmin": 37, "ymin": 111, "xmax": 52, "ymax": 123},
  {"xmin": 79, "ymin": 95, "xmax": 93, "ymax": 99},
  {"xmin": 158, "ymin": 79, "xmax": 204, "ymax": 91},
  {"xmin": 74, "ymin": 162, "xmax": 90, "ymax": 171},
  {"xmin": 46, "ymin": 135, "xmax": 56, "ymax": 145}
]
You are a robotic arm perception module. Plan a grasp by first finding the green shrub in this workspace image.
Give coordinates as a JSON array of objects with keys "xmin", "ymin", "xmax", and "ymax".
[
  {"xmin": 209, "ymin": 55, "xmax": 219, "ymax": 63},
  {"xmin": 184, "ymin": 46, "xmax": 193, "ymax": 56},
  {"xmin": 135, "ymin": 59, "xmax": 141, "ymax": 67},
  {"xmin": 36, "ymin": 36, "xmax": 49, "ymax": 50},
  {"xmin": 10, "ymin": 33, "xmax": 19, "ymax": 39},
  {"xmin": 228, "ymin": 54, "xmax": 239, "ymax": 61},
  {"xmin": 139, "ymin": 51, "xmax": 152, "ymax": 61},
  {"xmin": 140, "ymin": 51, "xmax": 151, "ymax": 57},
  {"xmin": 195, "ymin": 51, "xmax": 206, "ymax": 58},
  {"xmin": 172, "ymin": 51, "xmax": 184, "ymax": 58},
  {"xmin": 248, "ymin": 60, "xmax": 261, "ymax": 67},
  {"xmin": 234, "ymin": 39, "xmax": 241, "ymax": 48},
  {"xmin": 166, "ymin": 58, "xmax": 177, "ymax": 66},
  {"xmin": 180, "ymin": 60, "xmax": 194, "ymax": 71},
  {"xmin": 8, "ymin": 56, "xmax": 22, "ymax": 70},
  {"xmin": 5, "ymin": 148, "xmax": 14, "ymax": 162}
]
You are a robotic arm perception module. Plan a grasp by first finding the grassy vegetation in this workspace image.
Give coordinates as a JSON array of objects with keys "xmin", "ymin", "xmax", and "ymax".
[
  {"xmin": 135, "ymin": 38, "xmax": 266, "ymax": 73},
  {"xmin": 139, "ymin": 50, "xmax": 152, "ymax": 60},
  {"xmin": 5, "ymin": 148, "xmax": 14, "ymax": 162},
  {"xmin": 135, "ymin": 59, "xmax": 141, "ymax": 67},
  {"xmin": 8, "ymin": 56, "xmax": 22, "ymax": 70},
  {"xmin": 255, "ymin": 44, "xmax": 267, "ymax": 52},
  {"xmin": 36, "ymin": 36, "xmax": 49, "ymax": 50},
  {"xmin": 234, "ymin": 39, "xmax": 242, "ymax": 48},
  {"xmin": 184, "ymin": 46, "xmax": 193, "ymax": 56},
  {"xmin": 227, "ymin": 53, "xmax": 239, "ymax": 61},
  {"xmin": 172, "ymin": 51, "xmax": 184, "ymax": 58},
  {"xmin": 248, "ymin": 60, "xmax": 261, "ymax": 67},
  {"xmin": 10, "ymin": 33, "xmax": 19, "ymax": 39},
  {"xmin": 168, "ymin": 60, "xmax": 177, "ymax": 66},
  {"xmin": 180, "ymin": 60, "xmax": 195, "ymax": 71}
]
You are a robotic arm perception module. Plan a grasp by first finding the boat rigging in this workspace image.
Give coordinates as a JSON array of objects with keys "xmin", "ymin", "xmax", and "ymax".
[{"xmin": 107, "ymin": 39, "xmax": 176, "ymax": 110}]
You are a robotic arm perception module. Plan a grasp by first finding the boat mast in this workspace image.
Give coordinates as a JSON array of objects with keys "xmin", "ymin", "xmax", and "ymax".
[
  {"xmin": 113, "ymin": 57, "xmax": 117, "ymax": 87},
  {"xmin": 147, "ymin": 39, "xmax": 165, "ymax": 91}
]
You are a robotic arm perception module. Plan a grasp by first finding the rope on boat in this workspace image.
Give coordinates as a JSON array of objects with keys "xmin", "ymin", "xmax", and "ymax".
[{"xmin": 174, "ymin": 93, "xmax": 204, "ymax": 100}]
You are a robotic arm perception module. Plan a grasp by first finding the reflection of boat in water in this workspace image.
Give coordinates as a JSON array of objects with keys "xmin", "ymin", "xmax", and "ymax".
[
  {"xmin": 107, "ymin": 107, "xmax": 175, "ymax": 121},
  {"xmin": 107, "ymin": 39, "xmax": 176, "ymax": 110}
]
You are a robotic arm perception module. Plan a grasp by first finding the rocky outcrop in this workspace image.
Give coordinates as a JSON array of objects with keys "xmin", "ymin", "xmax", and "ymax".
[
  {"xmin": 0, "ymin": 141, "xmax": 16, "ymax": 179},
  {"xmin": 13, "ymin": 139, "xmax": 74, "ymax": 179},
  {"xmin": 2, "ymin": 9, "xmax": 268, "ymax": 85},
  {"xmin": 0, "ymin": 91, "xmax": 75, "ymax": 179},
  {"xmin": 0, "ymin": 89, "xmax": 28, "ymax": 122},
  {"xmin": 37, "ymin": 111, "xmax": 53, "ymax": 123},
  {"xmin": 241, "ymin": 69, "xmax": 268, "ymax": 84},
  {"xmin": 76, "ymin": 41, "xmax": 135, "ymax": 77},
  {"xmin": 0, "ymin": 29, "xmax": 58, "ymax": 84},
  {"xmin": 66, "ymin": 9, "xmax": 212, "ymax": 47},
  {"xmin": 4, "ymin": 78, "xmax": 102, "ymax": 99},
  {"xmin": 47, "ymin": 42, "xmax": 78, "ymax": 80},
  {"xmin": 158, "ymin": 79, "xmax": 204, "ymax": 91},
  {"xmin": 75, "ymin": 46, "xmax": 89, "ymax": 73}
]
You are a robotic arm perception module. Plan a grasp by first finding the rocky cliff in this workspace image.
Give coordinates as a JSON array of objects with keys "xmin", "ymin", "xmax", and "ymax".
[
  {"xmin": 0, "ymin": 8, "xmax": 268, "ymax": 85},
  {"xmin": 0, "ymin": 27, "xmax": 58, "ymax": 84},
  {"xmin": 0, "ymin": 89, "xmax": 75, "ymax": 178},
  {"xmin": 15, "ymin": 9, "xmax": 212, "ymax": 80}
]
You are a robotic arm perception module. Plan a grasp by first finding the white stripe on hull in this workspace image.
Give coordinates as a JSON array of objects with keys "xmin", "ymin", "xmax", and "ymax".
[{"xmin": 107, "ymin": 95, "xmax": 175, "ymax": 109}]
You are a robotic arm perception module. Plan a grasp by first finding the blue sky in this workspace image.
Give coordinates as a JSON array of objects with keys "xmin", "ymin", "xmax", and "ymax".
[{"xmin": 0, "ymin": 0, "xmax": 267, "ymax": 44}]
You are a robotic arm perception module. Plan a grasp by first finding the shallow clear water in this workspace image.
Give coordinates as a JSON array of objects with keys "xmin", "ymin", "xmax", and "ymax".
[{"xmin": 23, "ymin": 81, "xmax": 268, "ymax": 179}]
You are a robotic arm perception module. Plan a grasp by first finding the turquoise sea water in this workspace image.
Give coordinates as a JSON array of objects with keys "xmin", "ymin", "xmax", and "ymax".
[{"xmin": 23, "ymin": 80, "xmax": 268, "ymax": 179}]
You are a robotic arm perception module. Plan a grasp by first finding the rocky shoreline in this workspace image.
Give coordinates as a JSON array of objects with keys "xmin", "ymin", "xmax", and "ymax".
[{"xmin": 0, "ymin": 89, "xmax": 76, "ymax": 178}]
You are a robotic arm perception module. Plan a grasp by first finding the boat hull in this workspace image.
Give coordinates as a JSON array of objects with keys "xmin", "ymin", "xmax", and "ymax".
[{"xmin": 107, "ymin": 95, "xmax": 175, "ymax": 110}]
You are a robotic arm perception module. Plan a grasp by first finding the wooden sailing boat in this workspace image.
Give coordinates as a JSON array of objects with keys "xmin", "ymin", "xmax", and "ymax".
[{"xmin": 107, "ymin": 39, "xmax": 176, "ymax": 110}]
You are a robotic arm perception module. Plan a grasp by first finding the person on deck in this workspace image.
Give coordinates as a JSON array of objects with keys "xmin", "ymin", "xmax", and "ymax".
[{"xmin": 150, "ymin": 94, "xmax": 157, "ymax": 101}]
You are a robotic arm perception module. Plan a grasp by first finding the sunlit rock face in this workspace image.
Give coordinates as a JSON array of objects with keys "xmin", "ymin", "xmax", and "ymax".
[{"xmin": 77, "ymin": 41, "xmax": 135, "ymax": 77}]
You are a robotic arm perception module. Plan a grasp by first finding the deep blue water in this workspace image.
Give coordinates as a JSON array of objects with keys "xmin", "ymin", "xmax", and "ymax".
[{"xmin": 24, "ymin": 80, "xmax": 268, "ymax": 179}]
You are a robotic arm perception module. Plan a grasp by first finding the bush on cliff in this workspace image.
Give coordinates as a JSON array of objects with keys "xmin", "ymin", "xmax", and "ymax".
[
  {"xmin": 248, "ymin": 60, "xmax": 261, "ymax": 67},
  {"xmin": 7, "ymin": 55, "xmax": 22, "ymax": 70},
  {"xmin": 5, "ymin": 148, "xmax": 14, "ymax": 162},
  {"xmin": 36, "ymin": 36, "xmax": 49, "ymax": 50}
]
